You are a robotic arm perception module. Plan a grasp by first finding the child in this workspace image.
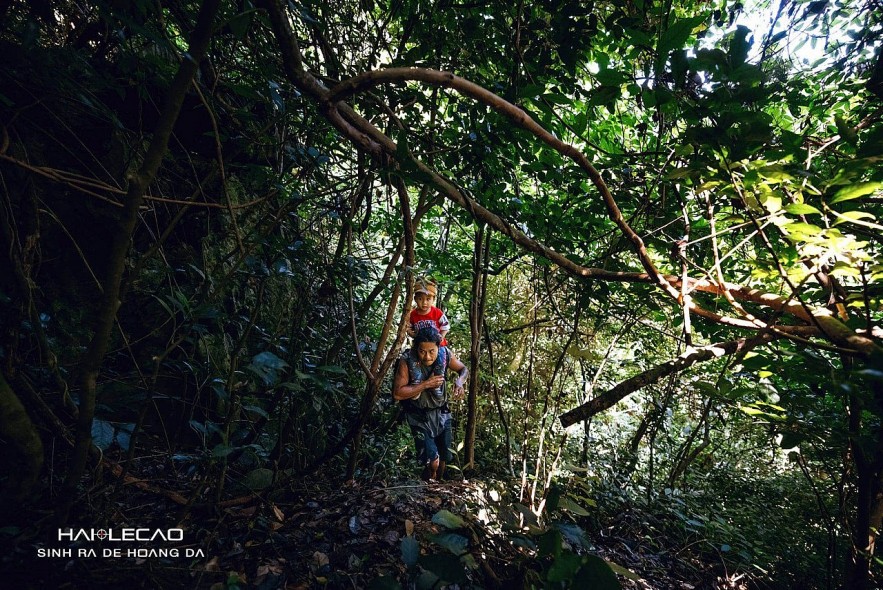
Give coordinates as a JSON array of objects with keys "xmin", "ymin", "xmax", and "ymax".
[
  {"xmin": 408, "ymin": 276, "xmax": 450, "ymax": 346},
  {"xmin": 407, "ymin": 277, "xmax": 451, "ymax": 395}
]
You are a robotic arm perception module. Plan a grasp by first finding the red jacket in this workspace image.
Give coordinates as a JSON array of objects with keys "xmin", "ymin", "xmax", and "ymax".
[{"xmin": 410, "ymin": 306, "xmax": 451, "ymax": 346}]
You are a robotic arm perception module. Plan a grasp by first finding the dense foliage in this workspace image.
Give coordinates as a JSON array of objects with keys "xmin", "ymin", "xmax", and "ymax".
[{"xmin": 0, "ymin": 0, "xmax": 881, "ymax": 588}]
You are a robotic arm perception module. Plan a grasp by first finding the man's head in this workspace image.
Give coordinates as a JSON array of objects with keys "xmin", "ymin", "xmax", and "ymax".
[
  {"xmin": 413, "ymin": 326, "xmax": 442, "ymax": 366},
  {"xmin": 413, "ymin": 276, "xmax": 437, "ymax": 314}
]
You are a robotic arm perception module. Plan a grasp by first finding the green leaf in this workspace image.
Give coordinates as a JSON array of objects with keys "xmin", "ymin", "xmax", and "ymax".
[
  {"xmin": 758, "ymin": 192, "xmax": 781, "ymax": 213},
  {"xmin": 830, "ymin": 182, "xmax": 883, "ymax": 204},
  {"xmin": 738, "ymin": 404, "xmax": 786, "ymax": 422},
  {"xmin": 547, "ymin": 552, "xmax": 583, "ymax": 582},
  {"xmin": 558, "ymin": 496, "xmax": 591, "ymax": 516},
  {"xmin": 781, "ymin": 221, "xmax": 823, "ymax": 239},
  {"xmin": 115, "ymin": 423, "xmax": 135, "ymax": 451},
  {"xmin": 756, "ymin": 164, "xmax": 794, "ymax": 183},
  {"xmin": 226, "ymin": 10, "xmax": 255, "ymax": 40},
  {"xmin": 573, "ymin": 110, "xmax": 588, "ymax": 136},
  {"xmin": 429, "ymin": 532, "xmax": 469, "ymax": 556},
  {"xmin": 835, "ymin": 115, "xmax": 858, "ymax": 144},
  {"xmin": 367, "ymin": 575, "xmax": 402, "ymax": 590},
  {"xmin": 243, "ymin": 405, "xmax": 269, "ymax": 419},
  {"xmin": 806, "ymin": 0, "xmax": 828, "ymax": 15},
  {"xmin": 574, "ymin": 554, "xmax": 622, "ymax": 589},
  {"xmin": 595, "ymin": 68, "xmax": 627, "ymax": 86},
  {"xmin": 588, "ymin": 86, "xmax": 621, "ymax": 107},
  {"xmin": 212, "ymin": 443, "xmax": 236, "ymax": 459},
  {"xmin": 606, "ymin": 560, "xmax": 641, "ymax": 580},
  {"xmin": 401, "ymin": 536, "xmax": 420, "ymax": 568},
  {"xmin": 784, "ymin": 203, "xmax": 822, "ymax": 216},
  {"xmin": 228, "ymin": 82, "xmax": 263, "ymax": 101},
  {"xmin": 395, "ymin": 128, "xmax": 413, "ymax": 170},
  {"xmin": 511, "ymin": 534, "xmax": 536, "ymax": 551},
  {"xmin": 241, "ymin": 468, "xmax": 274, "ymax": 491},
  {"xmin": 728, "ymin": 25, "xmax": 752, "ymax": 67},
  {"xmin": 830, "ymin": 261, "xmax": 860, "ymax": 278},
  {"xmin": 512, "ymin": 503, "xmax": 539, "ymax": 526},
  {"xmin": 538, "ymin": 529, "xmax": 563, "ymax": 558},
  {"xmin": 658, "ymin": 16, "xmax": 705, "ymax": 55},
  {"xmin": 249, "ymin": 351, "xmax": 288, "ymax": 386},
  {"xmin": 414, "ymin": 571, "xmax": 438, "ymax": 590},
  {"xmin": 780, "ymin": 431, "xmax": 803, "ymax": 449},
  {"xmin": 665, "ymin": 167, "xmax": 693, "ymax": 179},
  {"xmin": 858, "ymin": 126, "xmax": 883, "ymax": 157},
  {"xmin": 431, "ymin": 509, "xmax": 467, "ymax": 529},
  {"xmin": 554, "ymin": 522, "xmax": 591, "ymax": 549},
  {"xmin": 567, "ymin": 345, "xmax": 595, "ymax": 360},
  {"xmin": 518, "ymin": 83, "xmax": 545, "ymax": 99},
  {"xmin": 418, "ymin": 553, "xmax": 467, "ymax": 584},
  {"xmin": 91, "ymin": 419, "xmax": 115, "ymax": 451},
  {"xmin": 832, "ymin": 210, "xmax": 876, "ymax": 226},
  {"xmin": 546, "ymin": 485, "xmax": 562, "ymax": 511}
]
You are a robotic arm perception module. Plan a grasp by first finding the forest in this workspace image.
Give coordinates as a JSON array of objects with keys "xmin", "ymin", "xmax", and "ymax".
[{"xmin": 0, "ymin": 0, "xmax": 882, "ymax": 588}]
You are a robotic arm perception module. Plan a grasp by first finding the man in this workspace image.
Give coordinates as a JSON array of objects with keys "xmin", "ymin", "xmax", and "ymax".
[{"xmin": 393, "ymin": 326, "xmax": 467, "ymax": 481}]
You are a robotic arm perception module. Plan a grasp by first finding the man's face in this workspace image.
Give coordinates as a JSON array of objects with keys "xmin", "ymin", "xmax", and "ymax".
[
  {"xmin": 414, "ymin": 292, "xmax": 434, "ymax": 314},
  {"xmin": 417, "ymin": 342, "xmax": 439, "ymax": 366}
]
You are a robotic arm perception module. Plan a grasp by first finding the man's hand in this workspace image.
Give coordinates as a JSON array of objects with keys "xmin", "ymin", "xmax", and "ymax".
[
  {"xmin": 452, "ymin": 379, "xmax": 465, "ymax": 400},
  {"xmin": 423, "ymin": 375, "xmax": 445, "ymax": 390}
]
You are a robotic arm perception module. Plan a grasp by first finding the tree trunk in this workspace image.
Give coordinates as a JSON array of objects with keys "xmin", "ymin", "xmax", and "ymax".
[
  {"xmin": 484, "ymin": 320, "xmax": 514, "ymax": 475},
  {"xmin": 847, "ymin": 378, "xmax": 883, "ymax": 590},
  {"xmin": 623, "ymin": 411, "xmax": 652, "ymax": 475},
  {"xmin": 54, "ymin": 0, "xmax": 222, "ymax": 525},
  {"xmin": 465, "ymin": 224, "xmax": 488, "ymax": 469},
  {"xmin": 344, "ymin": 176, "xmax": 416, "ymax": 480},
  {"xmin": 666, "ymin": 398, "xmax": 713, "ymax": 489},
  {"xmin": 0, "ymin": 371, "xmax": 43, "ymax": 505},
  {"xmin": 848, "ymin": 390, "xmax": 872, "ymax": 590},
  {"xmin": 519, "ymin": 271, "xmax": 539, "ymax": 503}
]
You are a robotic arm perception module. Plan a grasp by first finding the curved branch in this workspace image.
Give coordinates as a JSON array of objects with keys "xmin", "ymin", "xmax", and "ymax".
[
  {"xmin": 258, "ymin": 1, "xmax": 766, "ymax": 331},
  {"xmin": 328, "ymin": 67, "xmax": 681, "ymax": 299},
  {"xmin": 560, "ymin": 333, "xmax": 776, "ymax": 428},
  {"xmin": 332, "ymin": 92, "xmax": 787, "ymax": 335},
  {"xmin": 258, "ymin": 1, "xmax": 883, "ymax": 361}
]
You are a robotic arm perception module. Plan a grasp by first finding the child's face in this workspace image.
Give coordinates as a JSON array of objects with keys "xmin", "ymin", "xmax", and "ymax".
[{"xmin": 414, "ymin": 292, "xmax": 434, "ymax": 314}]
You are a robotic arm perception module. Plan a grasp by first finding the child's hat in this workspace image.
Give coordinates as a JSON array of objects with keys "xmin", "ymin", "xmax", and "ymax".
[{"xmin": 414, "ymin": 276, "xmax": 437, "ymax": 297}]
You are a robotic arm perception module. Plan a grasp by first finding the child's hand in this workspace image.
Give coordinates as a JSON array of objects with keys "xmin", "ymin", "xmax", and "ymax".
[{"xmin": 406, "ymin": 327, "xmax": 415, "ymax": 337}]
